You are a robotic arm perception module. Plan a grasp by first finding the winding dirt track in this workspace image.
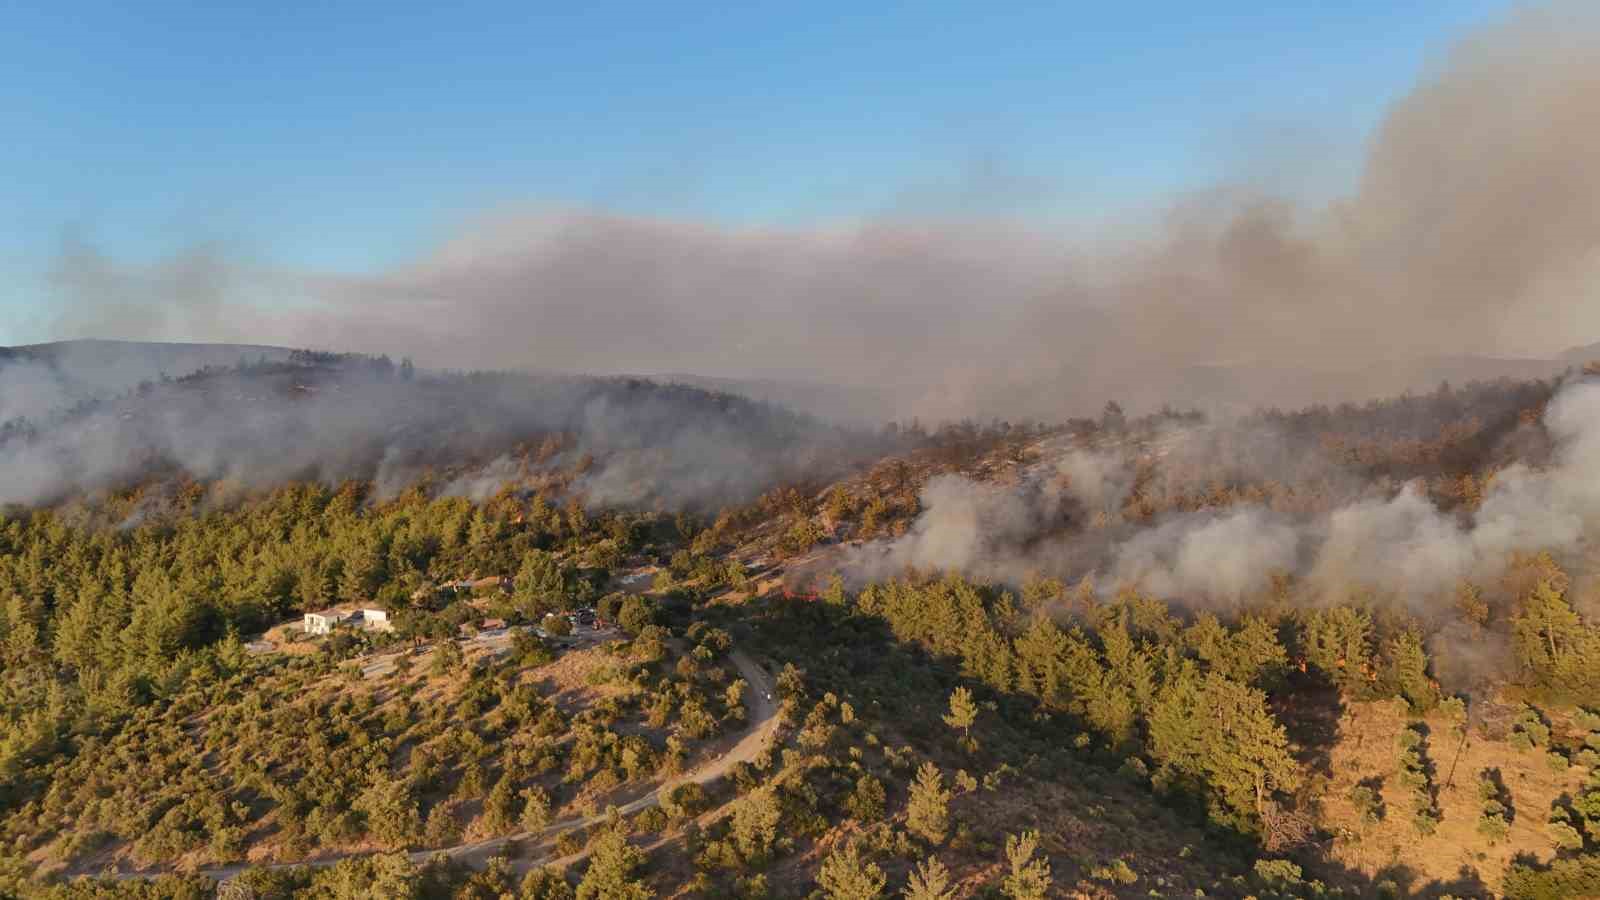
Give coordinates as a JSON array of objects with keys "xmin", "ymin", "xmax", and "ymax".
[{"xmin": 108, "ymin": 650, "xmax": 779, "ymax": 885}]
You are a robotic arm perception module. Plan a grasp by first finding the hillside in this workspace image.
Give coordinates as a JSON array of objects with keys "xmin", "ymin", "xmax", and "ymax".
[
  {"xmin": 3, "ymin": 363, "xmax": 1600, "ymax": 897},
  {"xmin": 0, "ymin": 349, "xmax": 888, "ymax": 512}
]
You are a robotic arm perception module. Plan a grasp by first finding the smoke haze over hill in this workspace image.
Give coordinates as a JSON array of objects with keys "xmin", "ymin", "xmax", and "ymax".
[
  {"xmin": 0, "ymin": 352, "xmax": 882, "ymax": 512},
  {"xmin": 35, "ymin": 3, "xmax": 1600, "ymax": 424},
  {"xmin": 844, "ymin": 376, "xmax": 1600, "ymax": 630}
]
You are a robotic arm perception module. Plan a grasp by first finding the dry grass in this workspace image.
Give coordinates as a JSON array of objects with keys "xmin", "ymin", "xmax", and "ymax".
[
  {"xmin": 1318, "ymin": 697, "xmax": 1585, "ymax": 894},
  {"xmin": 530, "ymin": 645, "xmax": 637, "ymax": 713},
  {"xmin": 261, "ymin": 620, "xmax": 321, "ymax": 655}
]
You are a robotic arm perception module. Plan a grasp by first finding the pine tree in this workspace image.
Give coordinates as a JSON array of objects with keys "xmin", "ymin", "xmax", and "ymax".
[
  {"xmin": 1147, "ymin": 670, "xmax": 1300, "ymax": 831},
  {"xmin": 423, "ymin": 801, "xmax": 462, "ymax": 847},
  {"xmin": 515, "ymin": 550, "xmax": 568, "ymax": 617},
  {"xmin": 522, "ymin": 867, "xmax": 577, "ymax": 900},
  {"xmin": 521, "ymin": 786, "xmax": 553, "ymax": 832},
  {"xmin": 823, "ymin": 573, "xmax": 848, "ymax": 606},
  {"xmin": 482, "ymin": 772, "xmax": 519, "ymax": 834},
  {"xmin": 846, "ymin": 774, "xmax": 886, "ymax": 822},
  {"xmin": 1383, "ymin": 628, "xmax": 1440, "ymax": 712},
  {"xmin": 824, "ymin": 487, "xmax": 853, "ymax": 527},
  {"xmin": 942, "ymin": 687, "xmax": 978, "ymax": 747},
  {"xmin": 1512, "ymin": 578, "xmax": 1584, "ymax": 685},
  {"xmin": 1347, "ymin": 784, "xmax": 1382, "ymax": 830},
  {"xmin": 355, "ymin": 773, "xmax": 421, "ymax": 848},
  {"xmin": 455, "ymin": 760, "xmax": 486, "ymax": 800},
  {"xmin": 318, "ymin": 851, "xmax": 419, "ymax": 898},
  {"xmin": 902, "ymin": 857, "xmax": 955, "ymax": 900},
  {"xmin": 1019, "ymin": 576, "xmax": 1065, "ymax": 618},
  {"xmin": 1001, "ymin": 830, "xmax": 1052, "ymax": 900},
  {"xmin": 0, "ymin": 594, "xmax": 42, "ymax": 667},
  {"xmin": 576, "ymin": 829, "xmax": 651, "ymax": 900},
  {"xmin": 731, "ymin": 788, "xmax": 782, "ymax": 863},
  {"xmin": 906, "ymin": 762, "xmax": 951, "ymax": 845},
  {"xmin": 431, "ymin": 638, "xmax": 465, "ymax": 676},
  {"xmin": 1304, "ymin": 606, "xmax": 1378, "ymax": 697},
  {"xmin": 1476, "ymin": 769, "xmax": 1511, "ymax": 843},
  {"xmin": 817, "ymin": 842, "xmax": 887, "ymax": 900}
]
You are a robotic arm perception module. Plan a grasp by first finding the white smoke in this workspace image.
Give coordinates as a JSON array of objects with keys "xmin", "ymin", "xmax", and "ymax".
[
  {"xmin": 1055, "ymin": 449, "xmax": 1135, "ymax": 516},
  {"xmin": 35, "ymin": 5, "xmax": 1600, "ymax": 423},
  {"xmin": 1113, "ymin": 507, "xmax": 1300, "ymax": 604},
  {"xmin": 438, "ymin": 455, "xmax": 524, "ymax": 502},
  {"xmin": 0, "ymin": 359, "xmax": 76, "ymax": 424},
  {"xmin": 1306, "ymin": 484, "xmax": 1474, "ymax": 602},
  {"xmin": 854, "ymin": 378, "xmax": 1600, "ymax": 607},
  {"xmin": 843, "ymin": 473, "xmax": 1068, "ymax": 582}
]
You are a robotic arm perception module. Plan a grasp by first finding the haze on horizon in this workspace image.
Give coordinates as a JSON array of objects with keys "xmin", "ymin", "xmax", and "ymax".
[{"xmin": 7, "ymin": 1, "xmax": 1600, "ymax": 422}]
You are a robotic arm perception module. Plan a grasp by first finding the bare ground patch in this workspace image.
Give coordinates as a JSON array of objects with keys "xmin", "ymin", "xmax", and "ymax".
[{"xmin": 1316, "ymin": 697, "xmax": 1585, "ymax": 895}]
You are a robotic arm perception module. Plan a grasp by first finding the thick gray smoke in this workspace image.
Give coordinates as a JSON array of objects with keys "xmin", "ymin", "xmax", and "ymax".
[
  {"xmin": 0, "ymin": 358, "xmax": 875, "ymax": 512},
  {"xmin": 854, "ymin": 379, "xmax": 1600, "ymax": 609},
  {"xmin": 1306, "ymin": 485, "xmax": 1473, "ymax": 600},
  {"xmin": 844, "ymin": 474, "xmax": 1070, "ymax": 582},
  {"xmin": 1113, "ymin": 508, "xmax": 1300, "ymax": 604},
  {"xmin": 1054, "ymin": 450, "xmax": 1135, "ymax": 517},
  {"xmin": 1298, "ymin": 382, "xmax": 1600, "ymax": 603},
  {"xmin": 36, "ymin": 3, "xmax": 1600, "ymax": 423},
  {"xmin": 0, "ymin": 360, "xmax": 75, "ymax": 425},
  {"xmin": 0, "ymin": 341, "xmax": 293, "ymax": 424},
  {"xmin": 437, "ymin": 455, "xmax": 524, "ymax": 503}
]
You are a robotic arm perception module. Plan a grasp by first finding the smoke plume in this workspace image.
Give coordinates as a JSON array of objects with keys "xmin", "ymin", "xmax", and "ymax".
[
  {"xmin": 844, "ymin": 474, "xmax": 1070, "ymax": 583},
  {"xmin": 0, "ymin": 357, "xmax": 877, "ymax": 512},
  {"xmin": 1112, "ymin": 508, "xmax": 1300, "ymax": 605},
  {"xmin": 852, "ymin": 378, "xmax": 1600, "ymax": 611},
  {"xmin": 34, "ymin": 3, "xmax": 1600, "ymax": 424},
  {"xmin": 1055, "ymin": 449, "xmax": 1135, "ymax": 516}
]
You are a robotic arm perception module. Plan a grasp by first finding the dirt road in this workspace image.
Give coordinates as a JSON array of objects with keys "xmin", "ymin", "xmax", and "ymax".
[{"xmin": 120, "ymin": 649, "xmax": 780, "ymax": 885}]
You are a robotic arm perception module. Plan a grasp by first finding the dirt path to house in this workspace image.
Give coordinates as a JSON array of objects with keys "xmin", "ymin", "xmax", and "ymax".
[{"xmin": 104, "ymin": 650, "xmax": 780, "ymax": 885}]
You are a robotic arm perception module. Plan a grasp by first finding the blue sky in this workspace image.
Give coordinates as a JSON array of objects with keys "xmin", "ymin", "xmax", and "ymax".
[{"xmin": 2, "ymin": 1, "xmax": 1511, "ymax": 343}]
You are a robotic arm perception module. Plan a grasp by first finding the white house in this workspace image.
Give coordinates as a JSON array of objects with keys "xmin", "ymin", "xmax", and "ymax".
[
  {"xmin": 305, "ymin": 606, "xmax": 393, "ymax": 636},
  {"xmin": 303, "ymin": 609, "xmax": 348, "ymax": 635}
]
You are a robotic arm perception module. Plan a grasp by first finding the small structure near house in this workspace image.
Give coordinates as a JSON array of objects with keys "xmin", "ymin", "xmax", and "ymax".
[
  {"xmin": 359, "ymin": 608, "xmax": 392, "ymax": 632},
  {"xmin": 481, "ymin": 618, "xmax": 507, "ymax": 631}
]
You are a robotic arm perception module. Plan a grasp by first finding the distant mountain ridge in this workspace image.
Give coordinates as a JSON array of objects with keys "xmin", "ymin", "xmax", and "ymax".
[
  {"xmin": 4, "ymin": 338, "xmax": 1598, "ymax": 428},
  {"xmin": 0, "ymin": 340, "xmax": 300, "ymax": 425},
  {"xmin": 2, "ymin": 338, "xmax": 294, "ymax": 377}
]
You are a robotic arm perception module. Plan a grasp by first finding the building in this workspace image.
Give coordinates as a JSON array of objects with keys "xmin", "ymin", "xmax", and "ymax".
[
  {"xmin": 305, "ymin": 607, "xmax": 393, "ymax": 635},
  {"xmin": 303, "ymin": 609, "xmax": 348, "ymax": 635}
]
